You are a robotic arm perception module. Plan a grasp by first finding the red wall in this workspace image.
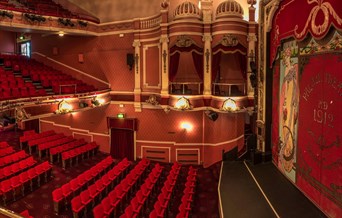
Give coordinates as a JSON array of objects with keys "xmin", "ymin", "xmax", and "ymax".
[
  {"xmin": 30, "ymin": 33, "xmax": 135, "ymax": 91},
  {"xmin": 0, "ymin": 30, "xmax": 16, "ymax": 53},
  {"xmin": 40, "ymin": 104, "xmax": 245, "ymax": 167}
]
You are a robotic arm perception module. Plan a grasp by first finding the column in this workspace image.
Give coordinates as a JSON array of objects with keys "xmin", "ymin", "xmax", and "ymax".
[{"xmin": 201, "ymin": 0, "xmax": 213, "ymax": 96}]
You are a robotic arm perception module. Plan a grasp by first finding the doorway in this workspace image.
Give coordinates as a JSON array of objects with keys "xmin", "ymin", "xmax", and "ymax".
[
  {"xmin": 110, "ymin": 128, "xmax": 134, "ymax": 160},
  {"xmin": 20, "ymin": 41, "xmax": 31, "ymax": 57}
]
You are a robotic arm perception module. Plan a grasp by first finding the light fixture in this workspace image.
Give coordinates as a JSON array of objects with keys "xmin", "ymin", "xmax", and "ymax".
[
  {"xmin": 91, "ymin": 96, "xmax": 105, "ymax": 107},
  {"xmin": 181, "ymin": 122, "xmax": 193, "ymax": 132},
  {"xmin": 56, "ymin": 100, "xmax": 72, "ymax": 114},
  {"xmin": 174, "ymin": 97, "xmax": 191, "ymax": 110},
  {"xmin": 221, "ymin": 98, "xmax": 239, "ymax": 112},
  {"xmin": 58, "ymin": 32, "xmax": 64, "ymax": 37}
]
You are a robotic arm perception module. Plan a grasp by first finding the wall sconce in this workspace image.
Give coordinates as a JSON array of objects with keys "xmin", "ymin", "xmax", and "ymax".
[
  {"xmin": 181, "ymin": 122, "xmax": 193, "ymax": 132},
  {"xmin": 56, "ymin": 100, "xmax": 72, "ymax": 114},
  {"xmin": 221, "ymin": 98, "xmax": 239, "ymax": 112},
  {"xmin": 174, "ymin": 97, "xmax": 191, "ymax": 110}
]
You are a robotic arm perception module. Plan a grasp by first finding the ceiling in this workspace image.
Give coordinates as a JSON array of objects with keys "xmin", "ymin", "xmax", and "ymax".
[{"xmin": 67, "ymin": 0, "xmax": 260, "ymax": 23}]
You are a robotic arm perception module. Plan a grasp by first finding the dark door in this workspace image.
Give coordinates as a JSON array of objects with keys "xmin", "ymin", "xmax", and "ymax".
[{"xmin": 110, "ymin": 128, "xmax": 134, "ymax": 160}]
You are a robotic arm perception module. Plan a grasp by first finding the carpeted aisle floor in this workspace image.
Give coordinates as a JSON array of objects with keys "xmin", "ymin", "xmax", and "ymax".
[{"xmin": 0, "ymin": 130, "xmax": 220, "ymax": 218}]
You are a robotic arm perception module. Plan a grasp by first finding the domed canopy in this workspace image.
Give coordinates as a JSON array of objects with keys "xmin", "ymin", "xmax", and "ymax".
[
  {"xmin": 216, "ymin": 0, "xmax": 244, "ymax": 19},
  {"xmin": 174, "ymin": 1, "xmax": 201, "ymax": 20}
]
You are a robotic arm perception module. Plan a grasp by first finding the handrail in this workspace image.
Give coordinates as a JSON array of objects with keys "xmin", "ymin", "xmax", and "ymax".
[
  {"xmin": 0, "ymin": 207, "xmax": 25, "ymax": 218},
  {"xmin": 169, "ymin": 81, "xmax": 202, "ymax": 95},
  {"xmin": 212, "ymin": 82, "xmax": 246, "ymax": 96}
]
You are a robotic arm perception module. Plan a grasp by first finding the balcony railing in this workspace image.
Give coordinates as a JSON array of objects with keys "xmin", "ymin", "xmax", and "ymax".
[
  {"xmin": 169, "ymin": 82, "xmax": 202, "ymax": 95},
  {"xmin": 212, "ymin": 82, "xmax": 246, "ymax": 97}
]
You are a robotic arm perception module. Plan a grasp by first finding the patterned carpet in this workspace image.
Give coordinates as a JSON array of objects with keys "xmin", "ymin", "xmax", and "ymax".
[{"xmin": 0, "ymin": 129, "xmax": 220, "ymax": 218}]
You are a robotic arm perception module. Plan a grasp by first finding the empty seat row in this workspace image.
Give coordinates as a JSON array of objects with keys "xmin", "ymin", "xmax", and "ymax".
[
  {"xmin": 0, "ymin": 150, "xmax": 29, "ymax": 167},
  {"xmin": 73, "ymin": 158, "xmax": 134, "ymax": 218},
  {"xmin": 28, "ymin": 133, "xmax": 65, "ymax": 154},
  {"xmin": 54, "ymin": 157, "xmax": 127, "ymax": 215},
  {"xmin": 0, "ymin": 141, "xmax": 10, "ymax": 149},
  {"xmin": 0, "ymin": 161, "xmax": 52, "ymax": 205},
  {"xmin": 0, "ymin": 156, "xmax": 37, "ymax": 181},
  {"xmin": 149, "ymin": 163, "xmax": 182, "ymax": 218},
  {"xmin": 119, "ymin": 162, "xmax": 163, "ymax": 218},
  {"xmin": 50, "ymin": 139, "xmax": 86, "ymax": 163},
  {"xmin": 20, "ymin": 130, "xmax": 55, "ymax": 146},
  {"xmin": 61, "ymin": 142, "xmax": 99, "ymax": 169},
  {"xmin": 175, "ymin": 166, "xmax": 198, "ymax": 218},
  {"xmin": 0, "ymin": 147, "xmax": 15, "ymax": 158},
  {"xmin": 38, "ymin": 136, "xmax": 75, "ymax": 159}
]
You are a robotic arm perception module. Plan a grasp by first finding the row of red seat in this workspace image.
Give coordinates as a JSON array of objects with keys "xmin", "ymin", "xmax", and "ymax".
[
  {"xmin": 28, "ymin": 133, "xmax": 65, "ymax": 154},
  {"xmin": 38, "ymin": 136, "xmax": 75, "ymax": 159},
  {"xmin": 20, "ymin": 130, "xmax": 55, "ymax": 144},
  {"xmin": 0, "ymin": 87, "xmax": 46, "ymax": 100},
  {"xmin": 0, "ymin": 161, "xmax": 52, "ymax": 205},
  {"xmin": 53, "ymin": 157, "xmax": 126, "ymax": 215},
  {"xmin": 149, "ymin": 162, "xmax": 181, "ymax": 218},
  {"xmin": 0, "ymin": 146, "xmax": 15, "ymax": 158},
  {"xmin": 0, "ymin": 141, "xmax": 9, "ymax": 149},
  {"xmin": 50, "ymin": 139, "xmax": 86, "ymax": 163},
  {"xmin": 0, "ymin": 156, "xmax": 37, "ymax": 181},
  {"xmin": 90, "ymin": 159, "xmax": 150, "ymax": 218},
  {"xmin": 20, "ymin": 209, "xmax": 33, "ymax": 218},
  {"xmin": 0, "ymin": 150, "xmax": 29, "ymax": 167},
  {"xmin": 119, "ymin": 162, "xmax": 163, "ymax": 218},
  {"xmin": 73, "ymin": 159, "xmax": 136, "ymax": 218},
  {"xmin": 61, "ymin": 142, "xmax": 99, "ymax": 169},
  {"xmin": 53, "ymin": 156, "xmax": 116, "ymax": 214},
  {"xmin": 175, "ymin": 166, "xmax": 198, "ymax": 218}
]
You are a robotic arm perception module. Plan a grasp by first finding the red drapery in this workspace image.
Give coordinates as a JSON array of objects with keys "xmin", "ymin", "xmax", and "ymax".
[
  {"xmin": 110, "ymin": 128, "xmax": 134, "ymax": 161},
  {"xmin": 212, "ymin": 43, "xmax": 247, "ymax": 81},
  {"xmin": 192, "ymin": 51, "xmax": 203, "ymax": 81},
  {"xmin": 169, "ymin": 44, "xmax": 203, "ymax": 82},
  {"xmin": 169, "ymin": 52, "xmax": 180, "ymax": 82},
  {"xmin": 211, "ymin": 52, "xmax": 221, "ymax": 82}
]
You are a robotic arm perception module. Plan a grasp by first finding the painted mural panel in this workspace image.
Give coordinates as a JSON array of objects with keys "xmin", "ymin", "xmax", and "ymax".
[
  {"xmin": 297, "ymin": 51, "xmax": 342, "ymax": 217},
  {"xmin": 277, "ymin": 41, "xmax": 299, "ymax": 183}
]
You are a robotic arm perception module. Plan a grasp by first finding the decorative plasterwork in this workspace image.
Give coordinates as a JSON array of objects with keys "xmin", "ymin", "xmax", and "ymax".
[
  {"xmin": 265, "ymin": 0, "xmax": 281, "ymax": 32},
  {"xmin": 299, "ymin": 32, "xmax": 342, "ymax": 55},
  {"xmin": 143, "ymin": 44, "xmax": 161, "ymax": 89},
  {"xmin": 173, "ymin": 35, "xmax": 196, "ymax": 48},
  {"xmin": 145, "ymin": 94, "xmax": 159, "ymax": 106},
  {"xmin": 219, "ymin": 34, "xmax": 239, "ymax": 46},
  {"xmin": 294, "ymin": 0, "xmax": 342, "ymax": 38}
]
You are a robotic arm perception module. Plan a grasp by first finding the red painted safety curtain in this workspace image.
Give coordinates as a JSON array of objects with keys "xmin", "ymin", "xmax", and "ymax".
[
  {"xmin": 192, "ymin": 51, "xmax": 203, "ymax": 81},
  {"xmin": 110, "ymin": 128, "xmax": 134, "ymax": 161},
  {"xmin": 211, "ymin": 52, "xmax": 221, "ymax": 82},
  {"xmin": 169, "ymin": 52, "xmax": 180, "ymax": 82},
  {"xmin": 270, "ymin": 0, "xmax": 342, "ymax": 65}
]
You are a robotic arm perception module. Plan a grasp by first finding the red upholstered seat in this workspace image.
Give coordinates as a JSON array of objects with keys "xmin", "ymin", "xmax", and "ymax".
[
  {"xmin": 52, "ymin": 188, "xmax": 64, "ymax": 214},
  {"xmin": 71, "ymin": 195, "xmax": 85, "ymax": 218}
]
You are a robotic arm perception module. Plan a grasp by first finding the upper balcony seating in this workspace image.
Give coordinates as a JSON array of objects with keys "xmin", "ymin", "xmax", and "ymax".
[
  {"xmin": 0, "ymin": 54, "xmax": 97, "ymax": 101},
  {"xmin": 0, "ymin": 0, "xmax": 99, "ymax": 23}
]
